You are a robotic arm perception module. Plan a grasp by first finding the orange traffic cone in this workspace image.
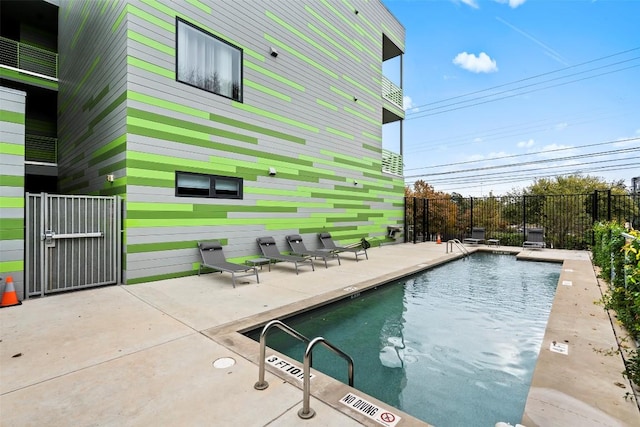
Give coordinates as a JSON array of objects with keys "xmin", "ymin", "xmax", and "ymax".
[
  {"xmin": 436, "ymin": 234, "xmax": 442, "ymax": 244},
  {"xmin": 1, "ymin": 276, "xmax": 21, "ymax": 308}
]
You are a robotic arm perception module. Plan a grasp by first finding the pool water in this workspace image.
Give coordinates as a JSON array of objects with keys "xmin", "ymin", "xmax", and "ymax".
[{"xmin": 248, "ymin": 253, "xmax": 560, "ymax": 426}]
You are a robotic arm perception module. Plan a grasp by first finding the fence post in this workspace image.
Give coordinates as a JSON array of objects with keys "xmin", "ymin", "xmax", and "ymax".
[
  {"xmin": 422, "ymin": 198, "xmax": 427, "ymax": 243},
  {"xmin": 470, "ymin": 197, "xmax": 474, "ymax": 230},
  {"xmin": 607, "ymin": 189, "xmax": 612, "ymax": 222},
  {"xmin": 522, "ymin": 195, "xmax": 527, "ymax": 242}
]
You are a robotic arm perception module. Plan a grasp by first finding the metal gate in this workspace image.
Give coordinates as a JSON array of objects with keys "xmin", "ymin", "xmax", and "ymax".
[{"xmin": 25, "ymin": 193, "xmax": 122, "ymax": 297}]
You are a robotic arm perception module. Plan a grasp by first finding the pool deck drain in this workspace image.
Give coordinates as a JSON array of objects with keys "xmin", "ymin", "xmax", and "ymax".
[{"xmin": 1, "ymin": 243, "xmax": 638, "ymax": 426}]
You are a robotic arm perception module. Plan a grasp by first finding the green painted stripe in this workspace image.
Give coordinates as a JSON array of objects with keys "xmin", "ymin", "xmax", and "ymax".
[
  {"xmin": 0, "ymin": 143, "xmax": 24, "ymax": 156},
  {"xmin": 0, "ymin": 68, "xmax": 58, "ymax": 90},
  {"xmin": 186, "ymin": 0, "xmax": 211, "ymax": 14},
  {"xmin": 0, "ymin": 197, "xmax": 25, "ymax": 208},
  {"xmin": 264, "ymin": 34, "xmax": 338, "ymax": 79},
  {"xmin": 353, "ymin": 98, "xmax": 376, "ymax": 112},
  {"xmin": 0, "ymin": 228, "xmax": 23, "ymax": 240},
  {"xmin": 92, "ymin": 134, "xmax": 126, "ymax": 160},
  {"xmin": 129, "ymin": 91, "xmax": 208, "ymax": 119},
  {"xmin": 325, "ymin": 127, "xmax": 354, "ymax": 140},
  {"xmin": 244, "ymin": 61, "xmax": 305, "ymax": 91},
  {"xmin": 98, "ymin": 159, "xmax": 126, "ymax": 176},
  {"xmin": 245, "ymin": 80, "xmax": 291, "ymax": 101},
  {"xmin": 128, "ymin": 168, "xmax": 174, "ymax": 180},
  {"xmin": 127, "ymin": 269, "xmax": 196, "ymax": 285},
  {"xmin": 129, "ymin": 4, "xmax": 174, "ymax": 32},
  {"xmin": 128, "ymin": 29, "xmax": 175, "ymax": 55},
  {"xmin": 321, "ymin": 0, "xmax": 380, "ymax": 48},
  {"xmin": 232, "ymin": 102, "xmax": 319, "ymax": 133},
  {"xmin": 71, "ymin": 2, "xmax": 90, "ymax": 49},
  {"xmin": 0, "ymin": 110, "xmax": 25, "ymax": 125},
  {"xmin": 344, "ymin": 105, "xmax": 379, "ymax": 126},
  {"xmin": 266, "ymin": 11, "xmax": 338, "ymax": 61},
  {"xmin": 0, "ymin": 260, "xmax": 23, "ymax": 273},
  {"xmin": 127, "ymin": 156, "xmax": 235, "ymax": 176},
  {"xmin": 129, "ymin": 108, "xmax": 258, "ymax": 144},
  {"xmin": 128, "ymin": 240, "xmax": 200, "ymax": 254},
  {"xmin": 363, "ymin": 143, "xmax": 380, "ymax": 153},
  {"xmin": 128, "ymin": 56, "xmax": 173, "ymax": 79},
  {"xmin": 316, "ymin": 98, "xmax": 338, "ymax": 111},
  {"xmin": 344, "ymin": 74, "xmax": 379, "ymax": 99},
  {"xmin": 100, "ymin": 0, "xmax": 110, "ymax": 14},
  {"xmin": 0, "ymin": 175, "xmax": 24, "ymax": 187},
  {"xmin": 82, "ymin": 85, "xmax": 109, "ymax": 112},
  {"xmin": 112, "ymin": 4, "xmax": 128, "ymax": 32},
  {"xmin": 330, "ymin": 86, "xmax": 356, "ymax": 102},
  {"xmin": 0, "ymin": 218, "xmax": 24, "ymax": 229},
  {"xmin": 308, "ymin": 23, "xmax": 360, "ymax": 63},
  {"xmin": 209, "ymin": 114, "xmax": 306, "ymax": 145},
  {"xmin": 362, "ymin": 131, "xmax": 381, "ymax": 142},
  {"xmin": 128, "ymin": 202, "xmax": 194, "ymax": 212},
  {"xmin": 320, "ymin": 149, "xmax": 375, "ymax": 166}
]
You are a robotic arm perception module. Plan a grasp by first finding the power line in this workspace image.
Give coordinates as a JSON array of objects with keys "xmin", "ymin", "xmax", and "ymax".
[
  {"xmin": 405, "ymin": 46, "xmax": 640, "ymax": 113},
  {"xmin": 405, "ymin": 63, "xmax": 640, "ymax": 120},
  {"xmin": 404, "ymin": 137, "xmax": 640, "ymax": 172}
]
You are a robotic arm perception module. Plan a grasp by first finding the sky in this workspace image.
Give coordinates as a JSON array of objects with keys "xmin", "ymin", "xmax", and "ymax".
[{"xmin": 381, "ymin": 0, "xmax": 640, "ymax": 197}]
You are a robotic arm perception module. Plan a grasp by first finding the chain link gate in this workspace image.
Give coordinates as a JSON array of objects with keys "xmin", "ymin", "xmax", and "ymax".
[{"xmin": 25, "ymin": 193, "xmax": 122, "ymax": 297}]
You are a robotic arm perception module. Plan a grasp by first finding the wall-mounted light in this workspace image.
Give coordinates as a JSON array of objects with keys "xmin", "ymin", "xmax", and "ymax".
[
  {"xmin": 106, "ymin": 174, "xmax": 114, "ymax": 182},
  {"xmin": 354, "ymin": 180, "xmax": 358, "ymax": 186},
  {"xmin": 270, "ymin": 47, "xmax": 278, "ymax": 58},
  {"xmin": 355, "ymin": 10, "xmax": 359, "ymax": 15},
  {"xmin": 268, "ymin": 167, "xmax": 277, "ymax": 176},
  {"xmin": 353, "ymin": 96, "xmax": 358, "ymax": 102}
]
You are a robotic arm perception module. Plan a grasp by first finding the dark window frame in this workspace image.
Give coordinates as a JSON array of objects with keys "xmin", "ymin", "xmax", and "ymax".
[
  {"xmin": 175, "ymin": 171, "xmax": 243, "ymax": 199},
  {"xmin": 175, "ymin": 17, "xmax": 243, "ymax": 102}
]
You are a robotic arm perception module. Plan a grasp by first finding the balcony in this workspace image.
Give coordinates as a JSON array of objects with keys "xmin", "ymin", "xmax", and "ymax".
[
  {"xmin": 382, "ymin": 75, "xmax": 404, "ymax": 124},
  {"xmin": 25, "ymin": 134, "xmax": 57, "ymax": 164},
  {"xmin": 382, "ymin": 149, "xmax": 403, "ymax": 176},
  {"xmin": 0, "ymin": 36, "xmax": 58, "ymax": 80}
]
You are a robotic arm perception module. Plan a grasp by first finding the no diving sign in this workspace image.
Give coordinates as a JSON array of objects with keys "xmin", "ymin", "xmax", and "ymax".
[{"xmin": 340, "ymin": 393, "xmax": 401, "ymax": 427}]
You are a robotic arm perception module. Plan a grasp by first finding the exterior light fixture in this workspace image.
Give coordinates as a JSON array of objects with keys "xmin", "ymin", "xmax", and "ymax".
[{"xmin": 270, "ymin": 47, "xmax": 278, "ymax": 57}]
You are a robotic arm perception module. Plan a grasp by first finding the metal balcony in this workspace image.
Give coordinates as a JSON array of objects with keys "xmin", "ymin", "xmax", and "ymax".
[{"xmin": 0, "ymin": 36, "xmax": 58, "ymax": 79}]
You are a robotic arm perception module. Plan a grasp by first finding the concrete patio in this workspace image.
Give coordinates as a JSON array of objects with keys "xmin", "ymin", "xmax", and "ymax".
[{"xmin": 1, "ymin": 242, "xmax": 638, "ymax": 426}]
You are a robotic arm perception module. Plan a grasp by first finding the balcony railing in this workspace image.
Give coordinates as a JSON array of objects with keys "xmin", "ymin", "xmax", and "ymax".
[
  {"xmin": 382, "ymin": 76, "xmax": 402, "ymax": 110},
  {"xmin": 25, "ymin": 134, "xmax": 57, "ymax": 164},
  {"xmin": 0, "ymin": 36, "xmax": 58, "ymax": 79},
  {"xmin": 382, "ymin": 149, "xmax": 403, "ymax": 176}
]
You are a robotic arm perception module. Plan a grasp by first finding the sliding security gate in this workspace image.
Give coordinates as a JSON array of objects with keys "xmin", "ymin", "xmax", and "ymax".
[{"xmin": 25, "ymin": 193, "xmax": 122, "ymax": 297}]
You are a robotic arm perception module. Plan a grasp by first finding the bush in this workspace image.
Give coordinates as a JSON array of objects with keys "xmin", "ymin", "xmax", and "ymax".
[{"xmin": 593, "ymin": 222, "xmax": 640, "ymax": 386}]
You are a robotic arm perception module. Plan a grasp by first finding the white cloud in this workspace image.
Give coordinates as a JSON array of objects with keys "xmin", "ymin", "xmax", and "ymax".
[
  {"xmin": 517, "ymin": 139, "xmax": 535, "ymax": 148},
  {"xmin": 457, "ymin": 0, "xmax": 479, "ymax": 9},
  {"xmin": 473, "ymin": 137, "xmax": 483, "ymax": 143},
  {"xmin": 494, "ymin": 0, "xmax": 527, "ymax": 8},
  {"xmin": 453, "ymin": 52, "xmax": 498, "ymax": 73},
  {"xmin": 403, "ymin": 95, "xmax": 418, "ymax": 112},
  {"xmin": 555, "ymin": 122, "xmax": 568, "ymax": 131}
]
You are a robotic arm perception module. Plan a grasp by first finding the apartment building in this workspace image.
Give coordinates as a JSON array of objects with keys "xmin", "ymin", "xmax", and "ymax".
[{"xmin": 0, "ymin": 0, "xmax": 405, "ymax": 298}]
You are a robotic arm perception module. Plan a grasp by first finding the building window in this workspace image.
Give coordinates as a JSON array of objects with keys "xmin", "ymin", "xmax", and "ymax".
[
  {"xmin": 176, "ymin": 18, "xmax": 243, "ymax": 102},
  {"xmin": 176, "ymin": 172, "xmax": 243, "ymax": 199}
]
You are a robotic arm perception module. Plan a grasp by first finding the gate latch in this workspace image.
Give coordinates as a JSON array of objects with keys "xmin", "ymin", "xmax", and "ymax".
[{"xmin": 42, "ymin": 230, "xmax": 56, "ymax": 248}]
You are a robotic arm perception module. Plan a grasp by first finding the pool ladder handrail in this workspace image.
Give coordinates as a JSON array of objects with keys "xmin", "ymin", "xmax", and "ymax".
[
  {"xmin": 446, "ymin": 239, "xmax": 470, "ymax": 257},
  {"xmin": 254, "ymin": 319, "xmax": 355, "ymax": 420}
]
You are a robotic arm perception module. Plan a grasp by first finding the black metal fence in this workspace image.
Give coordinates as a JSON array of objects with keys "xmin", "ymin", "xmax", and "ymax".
[{"xmin": 405, "ymin": 191, "xmax": 640, "ymax": 249}]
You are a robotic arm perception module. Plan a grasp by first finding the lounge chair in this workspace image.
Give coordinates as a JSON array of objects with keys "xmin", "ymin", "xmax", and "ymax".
[
  {"xmin": 198, "ymin": 241, "xmax": 259, "ymax": 287},
  {"xmin": 286, "ymin": 234, "xmax": 340, "ymax": 268},
  {"xmin": 463, "ymin": 227, "xmax": 485, "ymax": 245},
  {"xmin": 523, "ymin": 228, "xmax": 546, "ymax": 249},
  {"xmin": 318, "ymin": 232, "xmax": 368, "ymax": 261},
  {"xmin": 256, "ymin": 236, "xmax": 315, "ymax": 274}
]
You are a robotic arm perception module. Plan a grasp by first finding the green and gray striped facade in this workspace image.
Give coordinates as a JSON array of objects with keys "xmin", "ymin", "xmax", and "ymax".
[{"xmin": 1, "ymin": 0, "xmax": 405, "ymax": 288}]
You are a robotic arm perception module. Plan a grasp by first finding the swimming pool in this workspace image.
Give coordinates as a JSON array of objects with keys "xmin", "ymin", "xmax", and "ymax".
[{"xmin": 247, "ymin": 253, "xmax": 561, "ymax": 426}]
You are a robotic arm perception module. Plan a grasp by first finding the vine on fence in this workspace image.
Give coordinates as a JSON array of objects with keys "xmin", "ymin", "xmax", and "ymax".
[{"xmin": 592, "ymin": 222, "xmax": 640, "ymax": 387}]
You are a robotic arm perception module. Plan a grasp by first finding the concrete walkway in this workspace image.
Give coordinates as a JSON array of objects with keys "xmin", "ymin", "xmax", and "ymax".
[{"xmin": 1, "ymin": 243, "xmax": 638, "ymax": 426}]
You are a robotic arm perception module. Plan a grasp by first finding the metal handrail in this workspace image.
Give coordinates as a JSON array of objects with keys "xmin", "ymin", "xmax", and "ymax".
[
  {"xmin": 446, "ymin": 239, "xmax": 470, "ymax": 257},
  {"xmin": 299, "ymin": 336, "xmax": 354, "ymax": 419},
  {"xmin": 254, "ymin": 319, "xmax": 310, "ymax": 390},
  {"xmin": 0, "ymin": 36, "xmax": 58, "ymax": 79},
  {"xmin": 253, "ymin": 319, "xmax": 354, "ymax": 421}
]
